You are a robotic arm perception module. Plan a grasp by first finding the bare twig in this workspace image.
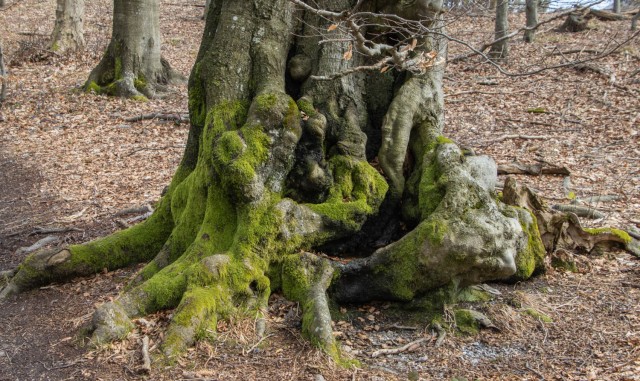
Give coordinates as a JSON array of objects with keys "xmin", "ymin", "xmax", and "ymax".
[{"xmin": 371, "ymin": 337, "xmax": 426, "ymax": 357}]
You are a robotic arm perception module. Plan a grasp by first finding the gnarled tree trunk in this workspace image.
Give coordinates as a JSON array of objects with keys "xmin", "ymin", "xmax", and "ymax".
[
  {"xmin": 85, "ymin": 0, "xmax": 179, "ymax": 99},
  {"xmin": 2, "ymin": 0, "xmax": 571, "ymax": 360},
  {"xmin": 51, "ymin": 0, "xmax": 85, "ymax": 53}
]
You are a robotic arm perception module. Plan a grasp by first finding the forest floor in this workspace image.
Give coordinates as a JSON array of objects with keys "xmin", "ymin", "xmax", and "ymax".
[{"xmin": 0, "ymin": 1, "xmax": 639, "ymax": 380}]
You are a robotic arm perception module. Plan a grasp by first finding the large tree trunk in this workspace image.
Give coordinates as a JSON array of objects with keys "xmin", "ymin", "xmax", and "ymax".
[
  {"xmin": 489, "ymin": 0, "xmax": 509, "ymax": 59},
  {"xmin": 523, "ymin": 0, "xmax": 538, "ymax": 43},
  {"xmin": 12, "ymin": 0, "xmax": 638, "ymax": 361},
  {"xmin": 85, "ymin": 0, "xmax": 179, "ymax": 99},
  {"xmin": 51, "ymin": 0, "xmax": 85, "ymax": 53}
]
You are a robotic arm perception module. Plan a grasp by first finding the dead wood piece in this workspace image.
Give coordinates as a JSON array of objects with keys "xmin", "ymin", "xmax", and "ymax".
[
  {"xmin": 15, "ymin": 236, "xmax": 58, "ymax": 255},
  {"xmin": 493, "ymin": 134, "xmax": 550, "ymax": 144},
  {"xmin": 139, "ymin": 335, "xmax": 151, "ymax": 374},
  {"xmin": 573, "ymin": 63, "xmax": 609, "ymax": 76},
  {"xmin": 552, "ymin": 204, "xmax": 605, "ymax": 219},
  {"xmin": 432, "ymin": 322, "xmax": 446, "ymax": 347},
  {"xmin": 114, "ymin": 205, "xmax": 152, "ymax": 217},
  {"xmin": 371, "ymin": 337, "xmax": 426, "ymax": 357},
  {"xmin": 557, "ymin": 13, "xmax": 589, "ymax": 33},
  {"xmin": 30, "ymin": 226, "xmax": 83, "ymax": 235},
  {"xmin": 125, "ymin": 112, "xmax": 189, "ymax": 124},
  {"xmin": 574, "ymin": 195, "xmax": 621, "ymax": 204},
  {"xmin": 587, "ymin": 9, "xmax": 627, "ymax": 21},
  {"xmin": 125, "ymin": 211, "xmax": 153, "ymax": 225},
  {"xmin": 502, "ymin": 177, "xmax": 639, "ymax": 258},
  {"xmin": 498, "ymin": 162, "xmax": 570, "ymax": 176},
  {"xmin": 550, "ymin": 48, "xmax": 601, "ymax": 56}
]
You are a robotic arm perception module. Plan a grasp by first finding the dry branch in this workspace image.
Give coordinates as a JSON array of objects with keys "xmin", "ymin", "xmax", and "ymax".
[
  {"xmin": 139, "ymin": 335, "xmax": 151, "ymax": 373},
  {"xmin": 15, "ymin": 236, "xmax": 58, "ymax": 255},
  {"xmin": 371, "ymin": 337, "xmax": 426, "ymax": 357},
  {"xmin": 124, "ymin": 113, "xmax": 189, "ymax": 124},
  {"xmin": 551, "ymin": 204, "xmax": 605, "ymax": 219},
  {"xmin": 498, "ymin": 162, "xmax": 571, "ymax": 176}
]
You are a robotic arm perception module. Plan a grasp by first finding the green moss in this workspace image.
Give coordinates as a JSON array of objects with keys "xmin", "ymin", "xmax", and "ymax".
[
  {"xmin": 114, "ymin": 57, "xmax": 123, "ymax": 80},
  {"xmin": 131, "ymin": 95, "xmax": 148, "ymax": 102},
  {"xmin": 583, "ymin": 227, "xmax": 632, "ymax": 244},
  {"xmin": 522, "ymin": 308, "xmax": 553, "ymax": 323},
  {"xmin": 436, "ymin": 136, "xmax": 454, "ymax": 145},
  {"xmin": 457, "ymin": 287, "xmax": 492, "ymax": 302},
  {"xmin": 296, "ymin": 98, "xmax": 318, "ymax": 117},
  {"xmin": 454, "ymin": 309, "xmax": 480, "ymax": 335},
  {"xmin": 134, "ymin": 76, "xmax": 147, "ymax": 91},
  {"xmin": 306, "ymin": 156, "xmax": 387, "ymax": 231},
  {"xmin": 511, "ymin": 207, "xmax": 546, "ymax": 281},
  {"xmin": 85, "ymin": 81, "xmax": 102, "ymax": 94}
]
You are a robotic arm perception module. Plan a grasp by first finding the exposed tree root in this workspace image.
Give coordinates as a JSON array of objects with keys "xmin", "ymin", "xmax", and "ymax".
[{"xmin": 503, "ymin": 177, "xmax": 640, "ymax": 258}]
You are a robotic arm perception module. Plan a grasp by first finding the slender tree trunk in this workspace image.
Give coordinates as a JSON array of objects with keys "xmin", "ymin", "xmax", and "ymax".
[
  {"xmin": 51, "ymin": 0, "xmax": 85, "ymax": 53},
  {"xmin": 632, "ymin": 12, "xmax": 639, "ymax": 31},
  {"xmin": 85, "ymin": 0, "xmax": 180, "ymax": 99},
  {"xmin": 613, "ymin": 0, "xmax": 621, "ymax": 14},
  {"xmin": 524, "ymin": 0, "xmax": 538, "ymax": 43},
  {"xmin": 489, "ymin": 0, "xmax": 509, "ymax": 59},
  {"xmin": 0, "ymin": 42, "xmax": 6, "ymax": 103}
]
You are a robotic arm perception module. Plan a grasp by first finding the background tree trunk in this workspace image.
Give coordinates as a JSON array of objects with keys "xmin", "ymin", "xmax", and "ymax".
[
  {"xmin": 0, "ymin": 42, "xmax": 6, "ymax": 103},
  {"xmin": 51, "ymin": 0, "xmax": 85, "ymax": 53},
  {"xmin": 632, "ymin": 11, "xmax": 639, "ymax": 30},
  {"xmin": 524, "ymin": 0, "xmax": 538, "ymax": 43},
  {"xmin": 489, "ymin": 0, "xmax": 509, "ymax": 60},
  {"xmin": 613, "ymin": 0, "xmax": 621, "ymax": 13},
  {"xmin": 85, "ymin": 0, "xmax": 179, "ymax": 98}
]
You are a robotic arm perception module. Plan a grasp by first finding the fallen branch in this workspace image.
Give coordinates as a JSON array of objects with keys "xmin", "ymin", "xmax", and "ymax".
[
  {"xmin": 114, "ymin": 205, "xmax": 152, "ymax": 217},
  {"xmin": 551, "ymin": 204, "xmax": 606, "ymax": 219},
  {"xmin": 371, "ymin": 337, "xmax": 426, "ymax": 357},
  {"xmin": 445, "ymin": 89, "xmax": 534, "ymax": 97},
  {"xmin": 127, "ymin": 145, "xmax": 185, "ymax": 157},
  {"xmin": 574, "ymin": 195, "xmax": 621, "ymax": 204},
  {"xmin": 124, "ymin": 113, "xmax": 189, "ymax": 124},
  {"xmin": 498, "ymin": 162, "xmax": 571, "ymax": 176},
  {"xmin": 492, "ymin": 134, "xmax": 550, "ymax": 144},
  {"xmin": 139, "ymin": 336, "xmax": 151, "ymax": 374},
  {"xmin": 15, "ymin": 236, "xmax": 58, "ymax": 255},
  {"xmin": 29, "ymin": 226, "xmax": 83, "ymax": 236},
  {"xmin": 587, "ymin": 9, "xmax": 628, "ymax": 21}
]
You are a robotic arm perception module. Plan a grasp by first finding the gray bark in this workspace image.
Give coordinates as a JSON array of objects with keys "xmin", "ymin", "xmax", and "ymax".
[
  {"xmin": 524, "ymin": 0, "xmax": 538, "ymax": 43},
  {"xmin": 85, "ymin": 0, "xmax": 179, "ymax": 98},
  {"xmin": 613, "ymin": 0, "xmax": 621, "ymax": 13},
  {"xmin": 0, "ymin": 42, "xmax": 6, "ymax": 103},
  {"xmin": 632, "ymin": 11, "xmax": 639, "ymax": 30},
  {"xmin": 51, "ymin": 0, "xmax": 85, "ymax": 53},
  {"xmin": 489, "ymin": 0, "xmax": 509, "ymax": 60}
]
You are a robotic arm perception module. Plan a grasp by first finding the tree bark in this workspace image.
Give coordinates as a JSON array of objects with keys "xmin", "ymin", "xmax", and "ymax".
[
  {"xmin": 613, "ymin": 0, "xmax": 621, "ymax": 14},
  {"xmin": 489, "ymin": 0, "xmax": 509, "ymax": 60},
  {"xmin": 524, "ymin": 0, "xmax": 538, "ymax": 43},
  {"xmin": 0, "ymin": 42, "xmax": 6, "ymax": 103},
  {"xmin": 51, "ymin": 0, "xmax": 85, "ymax": 53},
  {"xmin": 85, "ymin": 0, "xmax": 180, "ymax": 99},
  {"xmin": 632, "ymin": 11, "xmax": 639, "ymax": 31}
]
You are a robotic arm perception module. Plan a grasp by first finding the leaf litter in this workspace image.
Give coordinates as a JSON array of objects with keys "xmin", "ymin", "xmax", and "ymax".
[{"xmin": 0, "ymin": 1, "xmax": 639, "ymax": 380}]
